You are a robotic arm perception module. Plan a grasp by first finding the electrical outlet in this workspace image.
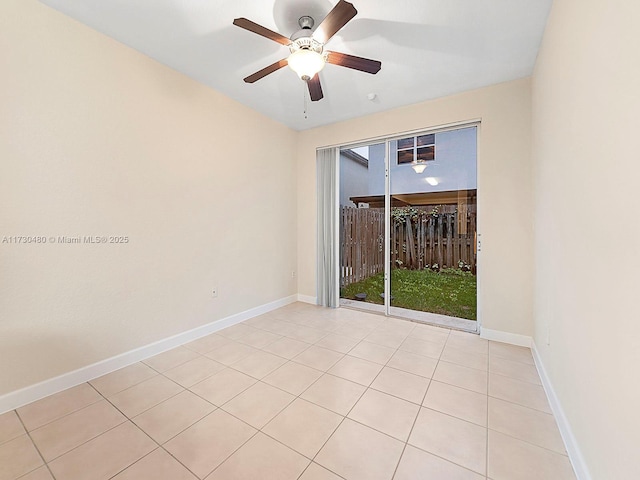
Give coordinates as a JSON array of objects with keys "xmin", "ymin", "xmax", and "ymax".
[
  {"xmin": 212, "ymin": 287, "xmax": 218, "ymax": 298},
  {"xmin": 291, "ymin": 271, "xmax": 296, "ymax": 278}
]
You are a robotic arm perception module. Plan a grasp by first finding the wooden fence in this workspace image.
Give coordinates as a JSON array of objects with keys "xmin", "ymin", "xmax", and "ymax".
[
  {"xmin": 340, "ymin": 207, "xmax": 385, "ymax": 286},
  {"xmin": 340, "ymin": 205, "xmax": 476, "ymax": 287}
]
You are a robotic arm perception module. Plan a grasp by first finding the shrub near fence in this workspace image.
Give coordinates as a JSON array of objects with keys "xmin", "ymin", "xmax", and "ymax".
[{"xmin": 340, "ymin": 205, "xmax": 476, "ymax": 287}]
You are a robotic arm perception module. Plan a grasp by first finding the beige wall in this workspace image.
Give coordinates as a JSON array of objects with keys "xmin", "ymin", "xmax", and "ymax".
[
  {"xmin": 531, "ymin": 0, "xmax": 640, "ymax": 478},
  {"xmin": 0, "ymin": 0, "xmax": 297, "ymax": 395},
  {"xmin": 297, "ymin": 78, "xmax": 534, "ymax": 336}
]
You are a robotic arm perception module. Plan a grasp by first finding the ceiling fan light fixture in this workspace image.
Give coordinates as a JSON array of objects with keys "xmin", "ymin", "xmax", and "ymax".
[{"xmin": 288, "ymin": 49, "xmax": 325, "ymax": 80}]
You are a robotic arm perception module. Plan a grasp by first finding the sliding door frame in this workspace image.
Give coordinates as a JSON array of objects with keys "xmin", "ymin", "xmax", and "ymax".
[
  {"xmin": 334, "ymin": 119, "xmax": 482, "ymax": 332},
  {"xmin": 384, "ymin": 140, "xmax": 391, "ymax": 315}
]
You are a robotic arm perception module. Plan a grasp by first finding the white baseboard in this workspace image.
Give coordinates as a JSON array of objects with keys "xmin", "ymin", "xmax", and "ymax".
[
  {"xmin": 531, "ymin": 342, "xmax": 591, "ymax": 480},
  {"xmin": 479, "ymin": 327, "xmax": 532, "ymax": 347},
  {"xmin": 0, "ymin": 294, "xmax": 298, "ymax": 414},
  {"xmin": 296, "ymin": 294, "xmax": 317, "ymax": 305}
]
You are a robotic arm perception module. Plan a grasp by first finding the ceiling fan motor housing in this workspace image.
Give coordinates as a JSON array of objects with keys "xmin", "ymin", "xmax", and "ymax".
[{"xmin": 290, "ymin": 16, "xmax": 324, "ymax": 54}]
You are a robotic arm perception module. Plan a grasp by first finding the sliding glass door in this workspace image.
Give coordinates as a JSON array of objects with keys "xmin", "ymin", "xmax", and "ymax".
[
  {"xmin": 339, "ymin": 143, "xmax": 386, "ymax": 314},
  {"xmin": 338, "ymin": 125, "xmax": 478, "ymax": 331},
  {"xmin": 387, "ymin": 127, "xmax": 477, "ymax": 330}
]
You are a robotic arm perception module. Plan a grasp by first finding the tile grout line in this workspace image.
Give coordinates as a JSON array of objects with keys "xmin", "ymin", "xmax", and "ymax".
[
  {"xmin": 194, "ymin": 313, "xmax": 358, "ymax": 480},
  {"xmin": 13, "ymin": 407, "xmax": 59, "ymax": 480},
  {"xmin": 486, "ymin": 392, "xmax": 554, "ymax": 415},
  {"xmin": 415, "ymin": 331, "xmax": 492, "ymax": 477},
  {"xmin": 295, "ymin": 462, "xmax": 347, "ymax": 480},
  {"xmin": 302, "ymin": 323, "xmax": 417, "ymax": 479},
  {"xmin": 119, "ymin": 365, "xmax": 345, "ymax": 480},
  {"xmin": 94, "ymin": 366, "xmax": 229, "ymax": 454},
  {"xmin": 13, "ymin": 393, "xmax": 104, "ymax": 434},
  {"xmin": 396, "ymin": 441, "xmax": 492, "ymax": 479},
  {"xmin": 103, "ymin": 447, "xmax": 165, "ymax": 480},
  {"xmin": 444, "ymin": 332, "xmax": 490, "ymax": 479},
  {"xmin": 389, "ymin": 330, "xmax": 497, "ymax": 479},
  {"xmin": 142, "ymin": 350, "xmax": 203, "ymax": 376},
  {"xmin": 109, "ymin": 376, "xmax": 186, "ymax": 419},
  {"xmin": 93, "ymin": 381, "xmax": 221, "ymax": 480},
  {"xmin": 147, "ymin": 378, "xmax": 269, "ymax": 479},
  {"xmin": 185, "ymin": 322, "xmax": 350, "ymax": 478},
  {"xmin": 35, "ymin": 419, "xmax": 128, "ymax": 465},
  {"xmin": 389, "ymin": 328, "xmax": 446, "ymax": 479},
  {"xmin": 83, "ymin": 378, "xmax": 207, "ymax": 480},
  {"xmin": 487, "ymin": 370, "xmax": 543, "ymax": 386},
  {"xmin": 261, "ymin": 318, "xmax": 417, "ymax": 479},
  {"xmin": 160, "ymin": 428, "xmax": 260, "ymax": 480},
  {"xmin": 90, "ymin": 360, "xmax": 165, "ymax": 396},
  {"xmin": 484, "ymin": 427, "xmax": 571, "ymax": 457},
  {"xmin": 15, "ymin": 383, "xmax": 138, "ymax": 467}
]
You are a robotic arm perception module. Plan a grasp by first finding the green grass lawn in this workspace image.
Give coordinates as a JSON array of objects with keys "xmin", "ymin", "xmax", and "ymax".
[{"xmin": 341, "ymin": 268, "xmax": 477, "ymax": 320}]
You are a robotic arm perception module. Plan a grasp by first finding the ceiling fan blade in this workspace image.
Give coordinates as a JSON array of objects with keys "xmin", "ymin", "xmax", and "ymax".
[
  {"xmin": 244, "ymin": 59, "xmax": 288, "ymax": 83},
  {"xmin": 233, "ymin": 18, "xmax": 291, "ymax": 46},
  {"xmin": 326, "ymin": 51, "xmax": 381, "ymax": 74},
  {"xmin": 307, "ymin": 74, "xmax": 324, "ymax": 101},
  {"xmin": 313, "ymin": 0, "xmax": 357, "ymax": 44}
]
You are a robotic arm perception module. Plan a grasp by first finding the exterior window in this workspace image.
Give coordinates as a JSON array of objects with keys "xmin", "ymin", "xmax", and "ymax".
[{"xmin": 397, "ymin": 134, "xmax": 435, "ymax": 165}]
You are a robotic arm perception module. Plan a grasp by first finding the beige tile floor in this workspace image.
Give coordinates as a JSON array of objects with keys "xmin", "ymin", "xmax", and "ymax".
[{"xmin": 0, "ymin": 303, "xmax": 577, "ymax": 480}]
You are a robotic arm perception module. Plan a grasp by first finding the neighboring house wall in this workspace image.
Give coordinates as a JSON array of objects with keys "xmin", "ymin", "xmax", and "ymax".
[
  {"xmin": 367, "ymin": 143, "xmax": 385, "ymax": 196},
  {"xmin": 339, "ymin": 153, "xmax": 369, "ymax": 207},
  {"xmin": 343, "ymin": 127, "xmax": 478, "ymax": 205},
  {"xmin": 532, "ymin": 0, "xmax": 640, "ymax": 478},
  {"xmin": 297, "ymin": 78, "xmax": 533, "ymax": 337},
  {"xmin": 368, "ymin": 127, "xmax": 477, "ymax": 195},
  {"xmin": 0, "ymin": 0, "xmax": 297, "ymax": 395}
]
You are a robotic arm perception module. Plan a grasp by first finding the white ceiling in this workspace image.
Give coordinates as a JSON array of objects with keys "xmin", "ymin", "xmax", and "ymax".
[{"xmin": 39, "ymin": 0, "xmax": 552, "ymax": 130}]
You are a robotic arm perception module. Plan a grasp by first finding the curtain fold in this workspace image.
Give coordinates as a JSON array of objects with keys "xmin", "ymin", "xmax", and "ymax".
[{"xmin": 316, "ymin": 148, "xmax": 338, "ymax": 307}]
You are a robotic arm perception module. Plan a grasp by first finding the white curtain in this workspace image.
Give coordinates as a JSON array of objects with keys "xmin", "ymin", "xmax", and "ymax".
[{"xmin": 316, "ymin": 147, "xmax": 338, "ymax": 307}]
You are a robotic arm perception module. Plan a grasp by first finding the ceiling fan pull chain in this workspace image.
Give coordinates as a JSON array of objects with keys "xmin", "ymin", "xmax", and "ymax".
[{"xmin": 303, "ymin": 84, "xmax": 308, "ymax": 120}]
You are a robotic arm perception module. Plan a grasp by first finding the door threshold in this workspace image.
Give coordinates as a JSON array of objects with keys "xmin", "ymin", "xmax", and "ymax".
[{"xmin": 339, "ymin": 298, "xmax": 478, "ymax": 333}]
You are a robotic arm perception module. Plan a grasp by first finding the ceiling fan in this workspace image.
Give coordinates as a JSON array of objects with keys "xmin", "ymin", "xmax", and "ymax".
[{"xmin": 233, "ymin": 0, "xmax": 381, "ymax": 101}]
